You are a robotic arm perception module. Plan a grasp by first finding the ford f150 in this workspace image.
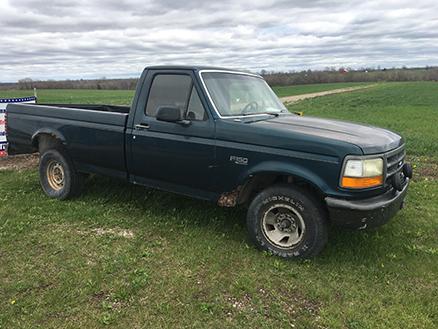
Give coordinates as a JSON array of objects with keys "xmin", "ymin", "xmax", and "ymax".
[{"xmin": 6, "ymin": 66, "xmax": 412, "ymax": 258}]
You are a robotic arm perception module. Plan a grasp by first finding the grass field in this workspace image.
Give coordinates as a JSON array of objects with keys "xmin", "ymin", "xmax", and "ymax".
[
  {"xmin": 1, "ymin": 82, "xmax": 437, "ymax": 328},
  {"xmin": 0, "ymin": 82, "xmax": 369, "ymax": 104}
]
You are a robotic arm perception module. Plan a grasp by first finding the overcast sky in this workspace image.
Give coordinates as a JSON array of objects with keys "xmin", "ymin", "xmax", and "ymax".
[{"xmin": 1, "ymin": 0, "xmax": 438, "ymax": 82}]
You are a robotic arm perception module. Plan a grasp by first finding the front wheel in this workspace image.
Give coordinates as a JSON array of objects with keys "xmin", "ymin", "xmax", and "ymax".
[{"xmin": 247, "ymin": 184, "xmax": 328, "ymax": 258}]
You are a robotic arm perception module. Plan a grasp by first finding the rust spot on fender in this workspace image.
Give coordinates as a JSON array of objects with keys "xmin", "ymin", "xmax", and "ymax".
[{"xmin": 217, "ymin": 186, "xmax": 242, "ymax": 207}]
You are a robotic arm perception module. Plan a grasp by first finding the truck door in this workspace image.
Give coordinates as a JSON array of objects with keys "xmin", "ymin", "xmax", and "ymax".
[{"xmin": 128, "ymin": 70, "xmax": 216, "ymax": 196}]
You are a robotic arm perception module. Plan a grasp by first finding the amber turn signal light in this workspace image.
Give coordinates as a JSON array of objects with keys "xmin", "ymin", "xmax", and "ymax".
[{"xmin": 341, "ymin": 175, "xmax": 383, "ymax": 189}]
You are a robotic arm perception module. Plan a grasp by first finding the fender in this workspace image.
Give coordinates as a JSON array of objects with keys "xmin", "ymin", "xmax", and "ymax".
[{"xmin": 31, "ymin": 128, "xmax": 67, "ymax": 148}]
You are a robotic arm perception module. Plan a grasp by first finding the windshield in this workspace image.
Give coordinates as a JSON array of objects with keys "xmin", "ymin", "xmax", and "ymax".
[{"xmin": 201, "ymin": 72, "xmax": 287, "ymax": 117}]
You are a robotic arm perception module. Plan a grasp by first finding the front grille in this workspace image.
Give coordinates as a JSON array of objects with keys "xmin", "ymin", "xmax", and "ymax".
[{"xmin": 385, "ymin": 145, "xmax": 405, "ymax": 184}]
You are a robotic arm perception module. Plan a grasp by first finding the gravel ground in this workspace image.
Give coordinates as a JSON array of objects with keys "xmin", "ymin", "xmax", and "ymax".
[
  {"xmin": 0, "ymin": 153, "xmax": 39, "ymax": 171},
  {"xmin": 280, "ymin": 84, "xmax": 376, "ymax": 104}
]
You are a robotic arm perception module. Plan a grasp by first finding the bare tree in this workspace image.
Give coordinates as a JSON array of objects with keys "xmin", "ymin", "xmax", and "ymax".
[{"xmin": 18, "ymin": 78, "xmax": 34, "ymax": 90}]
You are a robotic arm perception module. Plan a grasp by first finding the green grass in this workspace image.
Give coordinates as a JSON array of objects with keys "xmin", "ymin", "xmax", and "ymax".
[
  {"xmin": 0, "ymin": 89, "xmax": 135, "ymax": 106},
  {"xmin": 1, "ymin": 83, "xmax": 438, "ymax": 328},
  {"xmin": 272, "ymin": 82, "xmax": 370, "ymax": 98}
]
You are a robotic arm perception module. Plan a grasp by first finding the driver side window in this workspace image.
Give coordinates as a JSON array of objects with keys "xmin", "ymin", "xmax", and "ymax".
[
  {"xmin": 145, "ymin": 74, "xmax": 207, "ymax": 121},
  {"xmin": 145, "ymin": 74, "xmax": 192, "ymax": 118}
]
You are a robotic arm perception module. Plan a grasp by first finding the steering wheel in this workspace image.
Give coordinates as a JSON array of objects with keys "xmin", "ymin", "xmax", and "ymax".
[{"xmin": 242, "ymin": 101, "xmax": 259, "ymax": 115}]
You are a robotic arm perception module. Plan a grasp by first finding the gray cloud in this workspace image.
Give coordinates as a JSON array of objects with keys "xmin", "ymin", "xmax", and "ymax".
[{"xmin": 1, "ymin": 0, "xmax": 438, "ymax": 81}]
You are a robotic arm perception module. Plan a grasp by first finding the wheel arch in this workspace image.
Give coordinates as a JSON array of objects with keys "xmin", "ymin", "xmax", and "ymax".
[
  {"xmin": 236, "ymin": 161, "xmax": 330, "ymax": 205},
  {"xmin": 31, "ymin": 129, "xmax": 67, "ymax": 152}
]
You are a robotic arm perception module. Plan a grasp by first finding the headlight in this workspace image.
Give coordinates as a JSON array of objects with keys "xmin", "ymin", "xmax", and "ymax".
[{"xmin": 341, "ymin": 157, "xmax": 384, "ymax": 189}]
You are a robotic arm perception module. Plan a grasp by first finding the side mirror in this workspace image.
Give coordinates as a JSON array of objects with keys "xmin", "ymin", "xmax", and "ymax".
[
  {"xmin": 156, "ymin": 106, "xmax": 182, "ymax": 122},
  {"xmin": 156, "ymin": 106, "xmax": 191, "ymax": 126}
]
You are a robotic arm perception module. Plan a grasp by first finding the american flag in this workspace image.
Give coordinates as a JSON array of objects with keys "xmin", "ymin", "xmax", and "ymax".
[{"xmin": 0, "ymin": 95, "xmax": 37, "ymax": 157}]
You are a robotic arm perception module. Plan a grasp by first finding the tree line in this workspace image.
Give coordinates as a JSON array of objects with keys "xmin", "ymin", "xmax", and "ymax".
[
  {"xmin": 0, "ymin": 77, "xmax": 138, "ymax": 91},
  {"xmin": 1, "ymin": 66, "xmax": 438, "ymax": 90},
  {"xmin": 262, "ymin": 66, "xmax": 438, "ymax": 86}
]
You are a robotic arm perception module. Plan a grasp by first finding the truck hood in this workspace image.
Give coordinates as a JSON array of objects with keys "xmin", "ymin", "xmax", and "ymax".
[{"xmin": 249, "ymin": 114, "xmax": 403, "ymax": 154}]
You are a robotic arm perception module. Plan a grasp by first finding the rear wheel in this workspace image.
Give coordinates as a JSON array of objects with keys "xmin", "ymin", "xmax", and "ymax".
[
  {"xmin": 39, "ymin": 149, "xmax": 84, "ymax": 200},
  {"xmin": 247, "ymin": 184, "xmax": 328, "ymax": 258}
]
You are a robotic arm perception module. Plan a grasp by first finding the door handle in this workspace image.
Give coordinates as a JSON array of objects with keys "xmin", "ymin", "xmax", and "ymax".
[{"xmin": 135, "ymin": 123, "xmax": 150, "ymax": 130}]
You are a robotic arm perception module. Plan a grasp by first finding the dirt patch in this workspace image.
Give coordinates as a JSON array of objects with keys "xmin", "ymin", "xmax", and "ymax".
[
  {"xmin": 90, "ymin": 290, "xmax": 125, "ymax": 311},
  {"xmin": 77, "ymin": 227, "xmax": 135, "ymax": 239},
  {"xmin": 0, "ymin": 154, "xmax": 39, "ymax": 171},
  {"xmin": 408, "ymin": 156, "xmax": 438, "ymax": 180},
  {"xmin": 222, "ymin": 287, "xmax": 321, "ymax": 326},
  {"xmin": 226, "ymin": 293, "xmax": 254, "ymax": 312},
  {"xmin": 280, "ymin": 84, "xmax": 376, "ymax": 104},
  {"xmin": 416, "ymin": 162, "xmax": 438, "ymax": 180}
]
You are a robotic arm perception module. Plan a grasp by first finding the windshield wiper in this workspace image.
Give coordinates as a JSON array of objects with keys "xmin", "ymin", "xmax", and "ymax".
[
  {"xmin": 242, "ymin": 111, "xmax": 281, "ymax": 117},
  {"xmin": 241, "ymin": 111, "xmax": 285, "ymax": 123}
]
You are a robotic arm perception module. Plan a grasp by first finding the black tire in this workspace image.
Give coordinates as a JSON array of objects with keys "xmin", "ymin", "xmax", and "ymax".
[
  {"xmin": 39, "ymin": 149, "xmax": 84, "ymax": 200},
  {"xmin": 247, "ymin": 184, "xmax": 328, "ymax": 259}
]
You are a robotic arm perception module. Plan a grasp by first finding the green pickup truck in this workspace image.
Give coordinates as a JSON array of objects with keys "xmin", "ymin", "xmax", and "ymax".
[{"xmin": 6, "ymin": 66, "xmax": 412, "ymax": 258}]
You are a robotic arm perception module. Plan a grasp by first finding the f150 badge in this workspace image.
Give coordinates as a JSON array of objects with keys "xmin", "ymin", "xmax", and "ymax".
[{"xmin": 230, "ymin": 155, "xmax": 248, "ymax": 165}]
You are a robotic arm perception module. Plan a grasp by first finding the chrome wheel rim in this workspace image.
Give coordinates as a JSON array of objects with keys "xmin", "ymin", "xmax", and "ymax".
[
  {"xmin": 261, "ymin": 204, "xmax": 306, "ymax": 249},
  {"xmin": 46, "ymin": 161, "xmax": 65, "ymax": 191}
]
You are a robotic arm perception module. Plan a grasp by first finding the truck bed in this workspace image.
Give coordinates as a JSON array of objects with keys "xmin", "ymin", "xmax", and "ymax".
[{"xmin": 6, "ymin": 103, "xmax": 129, "ymax": 179}]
